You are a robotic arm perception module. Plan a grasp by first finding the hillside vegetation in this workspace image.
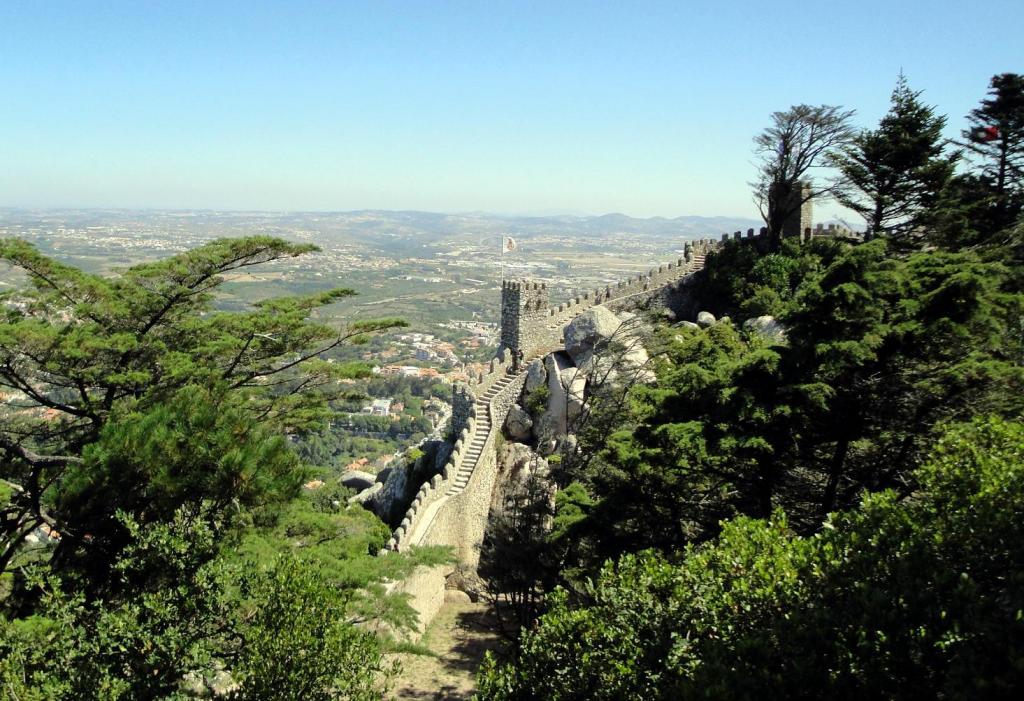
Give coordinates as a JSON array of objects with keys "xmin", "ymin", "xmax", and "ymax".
[
  {"xmin": 0, "ymin": 72, "xmax": 1021, "ymax": 699},
  {"xmin": 477, "ymin": 73, "xmax": 1024, "ymax": 700}
]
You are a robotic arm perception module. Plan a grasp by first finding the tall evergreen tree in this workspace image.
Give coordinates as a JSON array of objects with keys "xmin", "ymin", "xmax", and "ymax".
[
  {"xmin": 945, "ymin": 73, "xmax": 1024, "ymax": 241},
  {"xmin": 0, "ymin": 237, "xmax": 405, "ymax": 581},
  {"xmin": 963, "ymin": 73, "xmax": 1024, "ymax": 199},
  {"xmin": 832, "ymin": 74, "xmax": 957, "ymax": 241}
]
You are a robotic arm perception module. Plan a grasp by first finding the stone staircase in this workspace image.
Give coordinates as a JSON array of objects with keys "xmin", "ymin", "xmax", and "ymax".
[
  {"xmin": 446, "ymin": 371, "xmax": 515, "ymax": 495},
  {"xmin": 400, "ymin": 252, "xmax": 713, "ymax": 552},
  {"xmin": 403, "ymin": 368, "xmax": 519, "ymax": 548}
]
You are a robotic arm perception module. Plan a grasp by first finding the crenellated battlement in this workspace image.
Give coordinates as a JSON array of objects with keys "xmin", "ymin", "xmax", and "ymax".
[
  {"xmin": 501, "ymin": 280, "xmax": 548, "ymax": 291},
  {"xmin": 500, "ymin": 277, "xmax": 551, "ymax": 354},
  {"xmin": 381, "ymin": 224, "xmax": 833, "ymax": 636},
  {"xmin": 498, "ymin": 239, "xmax": 725, "ymax": 359}
]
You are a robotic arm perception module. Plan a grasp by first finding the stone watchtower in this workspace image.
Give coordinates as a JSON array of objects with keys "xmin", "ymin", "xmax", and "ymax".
[
  {"xmin": 781, "ymin": 181, "xmax": 813, "ymax": 240},
  {"xmin": 500, "ymin": 280, "xmax": 549, "ymax": 358}
]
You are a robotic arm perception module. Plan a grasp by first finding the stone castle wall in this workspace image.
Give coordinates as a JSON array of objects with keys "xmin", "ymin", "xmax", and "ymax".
[
  {"xmin": 500, "ymin": 230, "xmax": 780, "ymax": 360},
  {"xmin": 391, "ymin": 228, "xmax": 774, "ymax": 557},
  {"xmin": 383, "ymin": 226, "xmax": 786, "ymax": 636},
  {"xmin": 385, "ymin": 352, "xmax": 520, "ymax": 556},
  {"xmin": 416, "ymin": 371, "xmax": 526, "ymax": 565}
]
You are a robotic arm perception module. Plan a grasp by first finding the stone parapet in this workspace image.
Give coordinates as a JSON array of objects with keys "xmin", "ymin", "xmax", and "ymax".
[{"xmin": 387, "ymin": 231, "xmax": 779, "ymax": 554}]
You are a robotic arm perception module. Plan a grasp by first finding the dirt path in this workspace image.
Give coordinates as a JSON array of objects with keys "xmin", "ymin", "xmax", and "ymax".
[{"xmin": 389, "ymin": 599, "xmax": 504, "ymax": 700}]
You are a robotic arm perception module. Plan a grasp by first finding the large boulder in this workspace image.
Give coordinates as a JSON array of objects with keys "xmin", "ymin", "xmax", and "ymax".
[
  {"xmin": 743, "ymin": 315, "xmax": 787, "ymax": 343},
  {"xmin": 524, "ymin": 358, "xmax": 547, "ymax": 394},
  {"xmin": 504, "ymin": 404, "xmax": 534, "ymax": 441},
  {"xmin": 444, "ymin": 589, "xmax": 472, "ymax": 604},
  {"xmin": 696, "ymin": 311, "xmax": 716, "ymax": 328},
  {"xmin": 564, "ymin": 306, "xmax": 623, "ymax": 365},
  {"xmin": 447, "ymin": 566, "xmax": 486, "ymax": 602},
  {"xmin": 577, "ymin": 330, "xmax": 654, "ymax": 386},
  {"xmin": 340, "ymin": 470, "xmax": 376, "ymax": 492},
  {"xmin": 564, "ymin": 308, "xmax": 656, "ymax": 385},
  {"xmin": 494, "ymin": 442, "xmax": 551, "ymax": 512},
  {"xmin": 533, "ymin": 352, "xmax": 573, "ymax": 451},
  {"xmin": 499, "ymin": 441, "xmax": 549, "ymax": 482},
  {"xmin": 348, "ymin": 481, "xmax": 383, "ymax": 506},
  {"xmin": 358, "ymin": 461, "xmax": 409, "ymax": 523},
  {"xmin": 560, "ymin": 365, "xmax": 588, "ymax": 424}
]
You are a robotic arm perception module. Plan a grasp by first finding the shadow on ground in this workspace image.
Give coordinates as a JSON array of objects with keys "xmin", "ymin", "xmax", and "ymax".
[{"xmin": 390, "ymin": 600, "xmax": 507, "ymax": 700}]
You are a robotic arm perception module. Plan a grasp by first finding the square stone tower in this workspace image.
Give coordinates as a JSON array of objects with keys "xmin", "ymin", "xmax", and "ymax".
[
  {"xmin": 781, "ymin": 181, "xmax": 813, "ymax": 240},
  {"xmin": 500, "ymin": 280, "xmax": 549, "ymax": 357}
]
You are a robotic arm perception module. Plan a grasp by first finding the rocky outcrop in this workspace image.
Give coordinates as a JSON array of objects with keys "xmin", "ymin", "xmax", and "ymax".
[
  {"xmin": 697, "ymin": 310, "xmax": 716, "ymax": 327},
  {"xmin": 348, "ymin": 481, "xmax": 383, "ymax": 506},
  {"xmin": 744, "ymin": 314, "xmax": 787, "ymax": 343},
  {"xmin": 564, "ymin": 306, "xmax": 623, "ymax": 366},
  {"xmin": 561, "ymin": 307, "xmax": 655, "ymax": 386},
  {"xmin": 560, "ymin": 365, "xmax": 587, "ymax": 424},
  {"xmin": 355, "ymin": 464, "xmax": 409, "ymax": 523},
  {"xmin": 504, "ymin": 404, "xmax": 533, "ymax": 441},
  {"xmin": 535, "ymin": 352, "xmax": 574, "ymax": 449},
  {"xmin": 524, "ymin": 358, "xmax": 547, "ymax": 394},
  {"xmin": 498, "ymin": 441, "xmax": 549, "ymax": 483},
  {"xmin": 340, "ymin": 470, "xmax": 376, "ymax": 492}
]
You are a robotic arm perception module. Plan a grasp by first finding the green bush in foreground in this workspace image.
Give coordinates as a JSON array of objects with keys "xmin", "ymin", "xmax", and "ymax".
[
  {"xmin": 478, "ymin": 417, "xmax": 1024, "ymax": 700},
  {"xmin": 0, "ymin": 511, "xmax": 393, "ymax": 700}
]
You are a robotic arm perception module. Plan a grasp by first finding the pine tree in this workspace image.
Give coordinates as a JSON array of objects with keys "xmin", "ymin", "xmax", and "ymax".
[
  {"xmin": 832, "ymin": 74, "xmax": 957, "ymax": 241},
  {"xmin": 935, "ymin": 74, "xmax": 1024, "ymax": 248},
  {"xmin": 0, "ymin": 237, "xmax": 406, "ymax": 579},
  {"xmin": 963, "ymin": 73, "xmax": 1024, "ymax": 199}
]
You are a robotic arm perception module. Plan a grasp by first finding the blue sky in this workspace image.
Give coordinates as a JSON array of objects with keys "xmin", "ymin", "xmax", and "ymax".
[{"xmin": 1, "ymin": 1, "xmax": 1020, "ymax": 219}]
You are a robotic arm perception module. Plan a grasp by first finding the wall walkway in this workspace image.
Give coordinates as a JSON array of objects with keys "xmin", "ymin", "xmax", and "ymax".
[{"xmin": 384, "ymin": 231, "xmax": 764, "ymax": 564}]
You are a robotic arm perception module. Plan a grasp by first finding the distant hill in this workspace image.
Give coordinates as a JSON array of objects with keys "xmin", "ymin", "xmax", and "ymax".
[
  {"xmin": 327, "ymin": 210, "xmax": 761, "ymax": 241},
  {"xmin": 0, "ymin": 207, "xmax": 762, "ymax": 256}
]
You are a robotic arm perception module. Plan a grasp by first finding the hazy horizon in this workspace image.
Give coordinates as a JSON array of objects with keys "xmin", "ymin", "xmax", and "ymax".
[{"xmin": 0, "ymin": 204, "xmax": 765, "ymax": 222}]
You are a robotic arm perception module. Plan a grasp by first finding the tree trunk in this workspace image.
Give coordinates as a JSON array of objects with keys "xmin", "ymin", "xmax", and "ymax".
[
  {"xmin": 822, "ymin": 437, "xmax": 850, "ymax": 516},
  {"xmin": 868, "ymin": 201, "xmax": 885, "ymax": 241},
  {"xmin": 0, "ymin": 517, "xmax": 42, "ymax": 574},
  {"xmin": 757, "ymin": 463, "xmax": 775, "ymax": 519}
]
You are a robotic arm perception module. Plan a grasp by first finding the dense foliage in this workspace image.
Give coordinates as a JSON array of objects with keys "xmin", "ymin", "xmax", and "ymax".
[
  {"xmin": 0, "ymin": 238, "xmax": 444, "ymax": 699},
  {"xmin": 481, "ymin": 74, "xmax": 1024, "ymax": 698},
  {"xmin": 832, "ymin": 73, "xmax": 957, "ymax": 239},
  {"xmin": 479, "ymin": 417, "xmax": 1024, "ymax": 700},
  {"xmin": 554, "ymin": 237, "xmax": 1022, "ymax": 576}
]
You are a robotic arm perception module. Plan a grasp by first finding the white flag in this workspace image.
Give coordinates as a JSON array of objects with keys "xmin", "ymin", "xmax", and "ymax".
[{"xmin": 502, "ymin": 236, "xmax": 517, "ymax": 254}]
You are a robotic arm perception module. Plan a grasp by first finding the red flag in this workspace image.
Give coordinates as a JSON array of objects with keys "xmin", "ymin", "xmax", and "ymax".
[{"xmin": 970, "ymin": 126, "xmax": 1000, "ymax": 142}]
